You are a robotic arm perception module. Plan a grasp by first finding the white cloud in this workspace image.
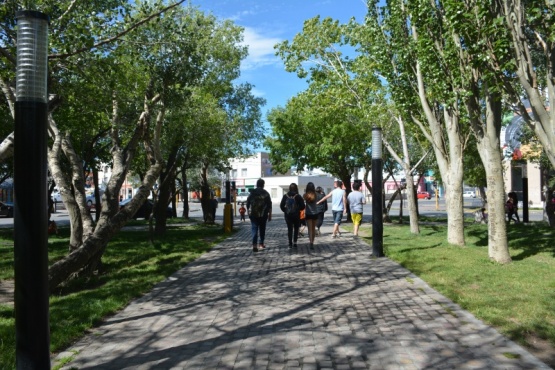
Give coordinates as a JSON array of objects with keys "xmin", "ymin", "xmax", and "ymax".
[
  {"xmin": 240, "ymin": 27, "xmax": 283, "ymax": 70},
  {"xmin": 249, "ymin": 86, "xmax": 266, "ymax": 98},
  {"xmin": 228, "ymin": 9, "xmax": 256, "ymax": 21}
]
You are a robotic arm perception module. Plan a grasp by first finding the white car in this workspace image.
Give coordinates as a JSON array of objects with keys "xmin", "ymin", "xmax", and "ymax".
[
  {"xmin": 463, "ymin": 191, "xmax": 476, "ymax": 198},
  {"xmin": 51, "ymin": 191, "xmax": 63, "ymax": 202},
  {"xmin": 236, "ymin": 192, "xmax": 249, "ymax": 203}
]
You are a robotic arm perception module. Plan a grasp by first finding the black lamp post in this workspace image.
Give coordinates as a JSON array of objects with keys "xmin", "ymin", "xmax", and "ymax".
[
  {"xmin": 14, "ymin": 10, "xmax": 51, "ymax": 369},
  {"xmin": 223, "ymin": 169, "xmax": 232, "ymax": 232},
  {"xmin": 372, "ymin": 127, "xmax": 384, "ymax": 257},
  {"xmin": 522, "ymin": 164, "xmax": 529, "ymax": 223}
]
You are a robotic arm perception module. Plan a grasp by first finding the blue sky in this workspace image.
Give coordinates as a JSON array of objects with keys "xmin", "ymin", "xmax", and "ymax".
[{"xmin": 191, "ymin": 0, "xmax": 368, "ymax": 119}]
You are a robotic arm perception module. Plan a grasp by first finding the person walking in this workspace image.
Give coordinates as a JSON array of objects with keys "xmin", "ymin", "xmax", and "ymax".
[
  {"xmin": 506, "ymin": 196, "xmax": 518, "ymax": 224},
  {"xmin": 279, "ymin": 183, "xmax": 305, "ymax": 248},
  {"xmin": 347, "ymin": 181, "xmax": 365, "ymax": 236},
  {"xmin": 303, "ymin": 182, "xmax": 323, "ymax": 249},
  {"xmin": 247, "ymin": 178, "xmax": 272, "ymax": 252},
  {"xmin": 210, "ymin": 196, "xmax": 218, "ymax": 223},
  {"xmin": 508, "ymin": 191, "xmax": 520, "ymax": 223},
  {"xmin": 317, "ymin": 180, "xmax": 347, "ymax": 238},
  {"xmin": 315, "ymin": 186, "xmax": 327, "ymax": 235},
  {"xmin": 239, "ymin": 203, "xmax": 246, "ymax": 222}
]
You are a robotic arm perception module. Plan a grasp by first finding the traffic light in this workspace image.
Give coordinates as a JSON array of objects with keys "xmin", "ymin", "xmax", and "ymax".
[{"xmin": 231, "ymin": 181, "xmax": 236, "ymax": 190}]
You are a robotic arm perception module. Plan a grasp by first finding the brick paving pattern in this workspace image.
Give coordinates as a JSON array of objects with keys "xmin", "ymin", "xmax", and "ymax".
[{"xmin": 53, "ymin": 220, "xmax": 551, "ymax": 369}]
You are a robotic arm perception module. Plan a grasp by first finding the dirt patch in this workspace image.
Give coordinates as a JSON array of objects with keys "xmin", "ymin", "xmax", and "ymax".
[{"xmin": 525, "ymin": 333, "xmax": 555, "ymax": 368}]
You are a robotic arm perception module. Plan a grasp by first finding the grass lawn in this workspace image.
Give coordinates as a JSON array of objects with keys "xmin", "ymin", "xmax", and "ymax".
[
  {"xmin": 0, "ymin": 219, "xmax": 227, "ymax": 369},
  {"xmin": 346, "ymin": 217, "xmax": 555, "ymax": 367}
]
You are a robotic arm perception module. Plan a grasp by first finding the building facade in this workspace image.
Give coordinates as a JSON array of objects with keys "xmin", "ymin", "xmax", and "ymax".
[{"xmin": 228, "ymin": 152, "xmax": 335, "ymax": 202}]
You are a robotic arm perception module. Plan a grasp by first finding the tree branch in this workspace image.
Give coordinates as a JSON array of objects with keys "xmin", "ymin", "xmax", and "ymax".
[{"xmin": 49, "ymin": 0, "xmax": 187, "ymax": 60}]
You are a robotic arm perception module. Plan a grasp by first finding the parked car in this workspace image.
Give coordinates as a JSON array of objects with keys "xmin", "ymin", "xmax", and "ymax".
[
  {"xmin": 463, "ymin": 191, "xmax": 476, "ymax": 198},
  {"xmin": 0, "ymin": 201, "xmax": 14, "ymax": 217},
  {"xmin": 417, "ymin": 191, "xmax": 431, "ymax": 200},
  {"xmin": 86, "ymin": 194, "xmax": 96, "ymax": 206},
  {"xmin": 119, "ymin": 198, "xmax": 173, "ymax": 219},
  {"xmin": 51, "ymin": 191, "xmax": 63, "ymax": 203},
  {"xmin": 236, "ymin": 191, "xmax": 249, "ymax": 203},
  {"xmin": 86, "ymin": 190, "xmax": 105, "ymax": 207}
]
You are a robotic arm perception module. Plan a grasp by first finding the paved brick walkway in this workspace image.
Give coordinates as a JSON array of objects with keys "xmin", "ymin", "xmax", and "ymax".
[{"xmin": 53, "ymin": 220, "xmax": 551, "ymax": 369}]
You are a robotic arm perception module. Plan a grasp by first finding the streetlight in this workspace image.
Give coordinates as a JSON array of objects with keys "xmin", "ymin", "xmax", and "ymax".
[
  {"xmin": 223, "ymin": 168, "xmax": 233, "ymax": 232},
  {"xmin": 14, "ymin": 10, "xmax": 50, "ymax": 369},
  {"xmin": 372, "ymin": 127, "xmax": 384, "ymax": 257}
]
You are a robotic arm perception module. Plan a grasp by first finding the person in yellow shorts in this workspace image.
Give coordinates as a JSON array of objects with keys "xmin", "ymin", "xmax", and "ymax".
[{"xmin": 347, "ymin": 181, "xmax": 365, "ymax": 236}]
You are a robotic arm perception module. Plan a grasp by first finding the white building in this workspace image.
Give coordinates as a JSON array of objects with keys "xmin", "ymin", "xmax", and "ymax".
[
  {"xmin": 228, "ymin": 152, "xmax": 335, "ymax": 202},
  {"xmin": 502, "ymin": 113, "xmax": 544, "ymax": 207},
  {"xmin": 503, "ymin": 160, "xmax": 543, "ymax": 207}
]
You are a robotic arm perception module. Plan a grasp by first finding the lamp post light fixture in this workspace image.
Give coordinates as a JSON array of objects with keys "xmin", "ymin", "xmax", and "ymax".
[
  {"xmin": 371, "ymin": 127, "xmax": 384, "ymax": 257},
  {"xmin": 14, "ymin": 10, "xmax": 50, "ymax": 369}
]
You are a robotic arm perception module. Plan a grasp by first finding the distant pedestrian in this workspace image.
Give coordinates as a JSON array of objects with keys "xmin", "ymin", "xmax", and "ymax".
[
  {"xmin": 474, "ymin": 207, "xmax": 488, "ymax": 224},
  {"xmin": 508, "ymin": 191, "xmax": 520, "ymax": 222},
  {"xmin": 210, "ymin": 197, "xmax": 218, "ymax": 223},
  {"xmin": 279, "ymin": 183, "xmax": 305, "ymax": 248},
  {"xmin": 315, "ymin": 186, "xmax": 327, "ymax": 235},
  {"xmin": 317, "ymin": 180, "xmax": 347, "ymax": 238},
  {"xmin": 506, "ymin": 197, "xmax": 517, "ymax": 224},
  {"xmin": 303, "ymin": 182, "xmax": 324, "ymax": 249},
  {"xmin": 239, "ymin": 203, "xmax": 246, "ymax": 222},
  {"xmin": 247, "ymin": 178, "xmax": 272, "ymax": 252},
  {"xmin": 347, "ymin": 181, "xmax": 365, "ymax": 236}
]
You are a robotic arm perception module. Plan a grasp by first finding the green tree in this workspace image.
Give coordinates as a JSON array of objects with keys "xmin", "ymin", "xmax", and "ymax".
[
  {"xmin": 0, "ymin": 1, "xmax": 261, "ymax": 288},
  {"xmin": 360, "ymin": 0, "xmax": 474, "ymax": 247},
  {"xmin": 496, "ymin": 0, "xmax": 555, "ymax": 170},
  {"xmin": 273, "ymin": 16, "xmax": 385, "ymax": 193}
]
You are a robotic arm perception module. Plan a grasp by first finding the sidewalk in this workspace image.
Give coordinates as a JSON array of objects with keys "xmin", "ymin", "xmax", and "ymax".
[{"xmin": 53, "ymin": 220, "xmax": 551, "ymax": 370}]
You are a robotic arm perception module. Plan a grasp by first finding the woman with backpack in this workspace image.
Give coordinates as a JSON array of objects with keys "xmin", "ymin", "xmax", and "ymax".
[
  {"xmin": 303, "ymin": 182, "xmax": 324, "ymax": 249},
  {"xmin": 279, "ymin": 183, "xmax": 305, "ymax": 248}
]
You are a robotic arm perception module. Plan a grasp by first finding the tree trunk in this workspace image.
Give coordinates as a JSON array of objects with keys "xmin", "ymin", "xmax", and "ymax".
[
  {"xmin": 466, "ymin": 84, "xmax": 511, "ymax": 263},
  {"xmin": 413, "ymin": 57, "xmax": 466, "ymax": 246},
  {"xmin": 49, "ymin": 163, "xmax": 162, "ymax": 289},
  {"xmin": 545, "ymin": 187, "xmax": 555, "ymax": 228},
  {"xmin": 384, "ymin": 188, "xmax": 399, "ymax": 223},
  {"xmin": 181, "ymin": 167, "xmax": 190, "ymax": 219},
  {"xmin": 92, "ymin": 169, "xmax": 101, "ymax": 222},
  {"xmin": 48, "ymin": 87, "xmax": 166, "ymax": 290},
  {"xmin": 442, "ymin": 163, "xmax": 466, "ymax": 246},
  {"xmin": 483, "ymin": 154, "xmax": 511, "ymax": 262},
  {"xmin": 153, "ymin": 175, "xmax": 170, "ymax": 236},
  {"xmin": 154, "ymin": 146, "xmax": 180, "ymax": 235},
  {"xmin": 404, "ymin": 172, "xmax": 420, "ymax": 230},
  {"xmin": 199, "ymin": 164, "xmax": 213, "ymax": 223}
]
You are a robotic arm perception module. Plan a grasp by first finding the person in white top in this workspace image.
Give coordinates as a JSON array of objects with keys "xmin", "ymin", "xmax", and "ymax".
[
  {"xmin": 347, "ymin": 181, "xmax": 365, "ymax": 236},
  {"xmin": 317, "ymin": 180, "xmax": 347, "ymax": 238}
]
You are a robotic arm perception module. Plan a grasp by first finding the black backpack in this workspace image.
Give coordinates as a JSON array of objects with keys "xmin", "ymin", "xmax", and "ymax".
[
  {"xmin": 249, "ymin": 193, "xmax": 267, "ymax": 218},
  {"xmin": 285, "ymin": 194, "xmax": 299, "ymax": 215}
]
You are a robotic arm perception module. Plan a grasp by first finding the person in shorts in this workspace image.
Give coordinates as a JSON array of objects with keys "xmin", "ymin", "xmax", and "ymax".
[
  {"xmin": 317, "ymin": 180, "xmax": 347, "ymax": 238},
  {"xmin": 347, "ymin": 181, "xmax": 365, "ymax": 236}
]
